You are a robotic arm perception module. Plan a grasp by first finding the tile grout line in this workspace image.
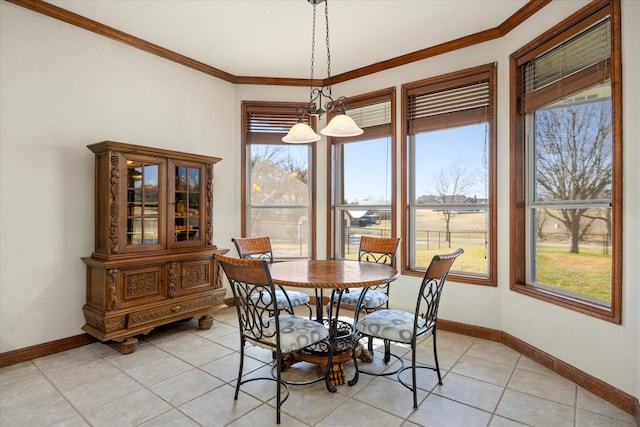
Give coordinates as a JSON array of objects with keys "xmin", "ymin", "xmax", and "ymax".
[
  {"xmin": 3, "ymin": 309, "xmax": 633, "ymax": 426},
  {"xmin": 39, "ymin": 348, "xmax": 134, "ymax": 427},
  {"xmin": 137, "ymin": 331, "xmax": 273, "ymax": 427},
  {"xmin": 486, "ymin": 352, "xmax": 530, "ymax": 426}
]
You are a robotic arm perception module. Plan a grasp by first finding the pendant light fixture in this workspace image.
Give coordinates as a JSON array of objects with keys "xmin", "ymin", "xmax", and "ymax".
[{"xmin": 282, "ymin": 0, "xmax": 363, "ymax": 143}]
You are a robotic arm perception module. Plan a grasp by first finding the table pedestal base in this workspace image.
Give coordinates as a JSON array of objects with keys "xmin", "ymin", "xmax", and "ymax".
[{"xmin": 286, "ymin": 341, "xmax": 373, "ymax": 386}]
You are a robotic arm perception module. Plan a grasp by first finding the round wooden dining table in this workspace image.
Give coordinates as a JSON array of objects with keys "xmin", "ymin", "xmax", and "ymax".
[
  {"xmin": 269, "ymin": 259, "xmax": 399, "ymax": 290},
  {"xmin": 268, "ymin": 259, "xmax": 399, "ymax": 390}
]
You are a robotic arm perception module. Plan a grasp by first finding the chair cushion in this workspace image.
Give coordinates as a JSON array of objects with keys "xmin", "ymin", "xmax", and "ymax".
[
  {"xmin": 250, "ymin": 290, "xmax": 310, "ymax": 310},
  {"xmin": 332, "ymin": 288, "xmax": 388, "ymax": 309},
  {"xmin": 262, "ymin": 315, "xmax": 329, "ymax": 353},
  {"xmin": 356, "ymin": 309, "xmax": 427, "ymax": 344}
]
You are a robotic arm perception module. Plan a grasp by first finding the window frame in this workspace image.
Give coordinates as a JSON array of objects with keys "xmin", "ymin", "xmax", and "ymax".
[
  {"xmin": 509, "ymin": 0, "xmax": 622, "ymax": 323},
  {"xmin": 241, "ymin": 101, "xmax": 317, "ymax": 260},
  {"xmin": 401, "ymin": 63, "xmax": 498, "ymax": 286},
  {"xmin": 326, "ymin": 88, "xmax": 396, "ymax": 259}
]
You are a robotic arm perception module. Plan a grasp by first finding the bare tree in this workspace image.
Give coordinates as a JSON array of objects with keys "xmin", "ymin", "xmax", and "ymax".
[
  {"xmin": 535, "ymin": 100, "xmax": 612, "ymax": 253},
  {"xmin": 249, "ymin": 146, "xmax": 309, "ymax": 237},
  {"xmin": 250, "ymin": 145, "xmax": 283, "ymax": 168},
  {"xmin": 251, "ymin": 145, "xmax": 308, "ymax": 184},
  {"xmin": 430, "ymin": 163, "xmax": 474, "ymax": 242},
  {"xmin": 281, "ymin": 155, "xmax": 308, "ymax": 184}
]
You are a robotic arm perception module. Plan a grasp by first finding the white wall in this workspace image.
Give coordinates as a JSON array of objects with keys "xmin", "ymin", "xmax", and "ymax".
[
  {"xmin": 0, "ymin": 3, "xmax": 236, "ymax": 351},
  {"xmin": 1, "ymin": 0, "xmax": 638, "ymax": 402}
]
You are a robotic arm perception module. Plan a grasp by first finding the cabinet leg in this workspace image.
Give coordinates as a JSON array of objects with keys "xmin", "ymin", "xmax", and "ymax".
[
  {"xmin": 117, "ymin": 337, "xmax": 138, "ymax": 354},
  {"xmin": 198, "ymin": 315, "xmax": 213, "ymax": 330}
]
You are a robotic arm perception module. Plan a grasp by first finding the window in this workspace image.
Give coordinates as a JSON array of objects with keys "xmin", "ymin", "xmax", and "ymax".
[
  {"xmin": 510, "ymin": 0, "xmax": 622, "ymax": 322},
  {"xmin": 328, "ymin": 89, "xmax": 395, "ymax": 259},
  {"xmin": 241, "ymin": 101, "xmax": 316, "ymax": 259},
  {"xmin": 402, "ymin": 64, "xmax": 497, "ymax": 285}
]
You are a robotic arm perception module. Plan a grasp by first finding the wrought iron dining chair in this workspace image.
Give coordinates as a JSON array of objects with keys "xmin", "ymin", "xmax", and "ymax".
[
  {"xmin": 232, "ymin": 237, "xmax": 312, "ymax": 318},
  {"xmin": 334, "ymin": 236, "xmax": 400, "ymax": 311},
  {"xmin": 329, "ymin": 236, "xmax": 400, "ymax": 352},
  {"xmin": 352, "ymin": 248, "xmax": 463, "ymax": 408},
  {"xmin": 215, "ymin": 254, "xmax": 331, "ymax": 425}
]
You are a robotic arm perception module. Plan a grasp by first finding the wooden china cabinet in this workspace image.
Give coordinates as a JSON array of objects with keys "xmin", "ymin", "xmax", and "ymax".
[{"xmin": 82, "ymin": 141, "xmax": 228, "ymax": 354}]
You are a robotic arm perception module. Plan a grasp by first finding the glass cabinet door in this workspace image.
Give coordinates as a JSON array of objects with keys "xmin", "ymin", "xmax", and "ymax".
[
  {"xmin": 170, "ymin": 160, "xmax": 205, "ymax": 247},
  {"xmin": 124, "ymin": 156, "xmax": 164, "ymax": 251}
]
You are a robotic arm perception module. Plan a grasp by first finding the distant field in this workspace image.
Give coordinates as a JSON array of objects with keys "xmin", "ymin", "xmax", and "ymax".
[
  {"xmin": 270, "ymin": 209, "xmax": 612, "ymax": 302},
  {"xmin": 347, "ymin": 211, "xmax": 611, "ymax": 302}
]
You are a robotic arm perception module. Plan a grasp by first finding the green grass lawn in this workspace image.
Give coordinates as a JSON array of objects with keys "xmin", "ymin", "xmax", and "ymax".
[
  {"xmin": 415, "ymin": 245, "xmax": 487, "ymax": 273},
  {"xmin": 536, "ymin": 245, "xmax": 611, "ymax": 302}
]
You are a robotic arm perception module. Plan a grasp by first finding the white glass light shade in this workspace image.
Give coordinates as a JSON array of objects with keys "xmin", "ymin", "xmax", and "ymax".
[
  {"xmin": 282, "ymin": 122, "xmax": 321, "ymax": 143},
  {"xmin": 320, "ymin": 114, "xmax": 364, "ymax": 137}
]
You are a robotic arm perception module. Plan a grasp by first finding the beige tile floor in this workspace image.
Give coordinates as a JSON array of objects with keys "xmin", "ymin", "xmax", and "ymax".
[{"xmin": 1, "ymin": 306, "xmax": 636, "ymax": 427}]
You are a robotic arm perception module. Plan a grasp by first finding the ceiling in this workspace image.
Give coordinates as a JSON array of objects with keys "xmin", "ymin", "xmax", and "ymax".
[{"xmin": 40, "ymin": 0, "xmax": 531, "ymax": 81}]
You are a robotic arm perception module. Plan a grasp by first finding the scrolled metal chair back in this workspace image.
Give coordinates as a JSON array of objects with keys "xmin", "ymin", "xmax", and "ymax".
[
  {"xmin": 415, "ymin": 248, "xmax": 464, "ymax": 332},
  {"xmin": 216, "ymin": 255, "xmax": 279, "ymax": 346},
  {"xmin": 358, "ymin": 236, "xmax": 400, "ymax": 266},
  {"xmin": 232, "ymin": 237, "xmax": 274, "ymax": 262}
]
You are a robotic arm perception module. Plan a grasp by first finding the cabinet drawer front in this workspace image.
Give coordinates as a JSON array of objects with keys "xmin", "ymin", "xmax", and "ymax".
[{"xmin": 126, "ymin": 295, "xmax": 214, "ymax": 328}]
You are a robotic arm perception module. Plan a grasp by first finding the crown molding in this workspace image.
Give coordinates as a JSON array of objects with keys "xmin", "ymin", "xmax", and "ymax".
[{"xmin": 6, "ymin": 0, "xmax": 551, "ymax": 87}]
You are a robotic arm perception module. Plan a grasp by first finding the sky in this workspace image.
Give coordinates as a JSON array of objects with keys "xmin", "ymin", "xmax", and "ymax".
[
  {"xmin": 343, "ymin": 123, "xmax": 489, "ymax": 204},
  {"xmin": 250, "ymin": 122, "xmax": 489, "ymax": 206}
]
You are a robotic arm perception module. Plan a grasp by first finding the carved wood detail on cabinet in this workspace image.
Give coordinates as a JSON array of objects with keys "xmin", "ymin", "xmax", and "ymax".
[
  {"xmin": 107, "ymin": 269, "xmax": 119, "ymax": 311},
  {"xmin": 124, "ymin": 270, "xmax": 160, "ymax": 299},
  {"xmin": 109, "ymin": 153, "xmax": 120, "ymax": 254},
  {"xmin": 181, "ymin": 261, "xmax": 209, "ymax": 289},
  {"xmin": 82, "ymin": 141, "xmax": 228, "ymax": 354},
  {"xmin": 168, "ymin": 261, "xmax": 178, "ymax": 298},
  {"xmin": 206, "ymin": 163, "xmax": 214, "ymax": 244}
]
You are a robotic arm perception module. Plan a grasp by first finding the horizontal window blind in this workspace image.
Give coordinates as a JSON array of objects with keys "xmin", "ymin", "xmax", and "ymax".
[
  {"xmin": 340, "ymin": 99, "xmax": 392, "ymax": 143},
  {"xmin": 245, "ymin": 104, "xmax": 315, "ymax": 144},
  {"xmin": 523, "ymin": 18, "xmax": 610, "ymax": 112},
  {"xmin": 247, "ymin": 112, "xmax": 300, "ymax": 134},
  {"xmin": 347, "ymin": 100, "xmax": 391, "ymax": 128},
  {"xmin": 407, "ymin": 82, "xmax": 489, "ymax": 134}
]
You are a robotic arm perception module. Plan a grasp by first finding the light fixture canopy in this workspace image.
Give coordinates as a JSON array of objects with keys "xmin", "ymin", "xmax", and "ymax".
[{"xmin": 282, "ymin": 0, "xmax": 362, "ymax": 143}]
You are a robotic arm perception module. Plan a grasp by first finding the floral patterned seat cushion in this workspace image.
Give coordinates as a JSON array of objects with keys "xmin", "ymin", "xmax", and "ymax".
[
  {"xmin": 356, "ymin": 309, "xmax": 428, "ymax": 344},
  {"xmin": 250, "ymin": 290, "xmax": 310, "ymax": 310},
  {"xmin": 332, "ymin": 288, "xmax": 388, "ymax": 309},
  {"xmin": 249, "ymin": 315, "xmax": 329, "ymax": 353}
]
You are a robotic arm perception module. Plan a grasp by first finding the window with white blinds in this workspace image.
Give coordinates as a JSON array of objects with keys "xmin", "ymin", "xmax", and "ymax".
[
  {"xmin": 402, "ymin": 63, "xmax": 497, "ymax": 285},
  {"xmin": 510, "ymin": 0, "xmax": 622, "ymax": 323},
  {"xmin": 330, "ymin": 89, "xmax": 395, "ymax": 260},
  {"xmin": 241, "ymin": 101, "xmax": 315, "ymax": 259}
]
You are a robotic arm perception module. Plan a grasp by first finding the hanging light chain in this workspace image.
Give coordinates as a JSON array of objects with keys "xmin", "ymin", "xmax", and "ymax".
[
  {"xmin": 301, "ymin": 1, "xmax": 347, "ymax": 118},
  {"xmin": 309, "ymin": 2, "xmax": 317, "ymax": 103},
  {"xmin": 324, "ymin": 0, "xmax": 331, "ymax": 86},
  {"xmin": 283, "ymin": 0, "xmax": 363, "ymax": 141}
]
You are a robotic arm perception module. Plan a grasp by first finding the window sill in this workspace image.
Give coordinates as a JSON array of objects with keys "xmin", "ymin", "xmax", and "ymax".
[{"xmin": 510, "ymin": 282, "xmax": 620, "ymax": 324}]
